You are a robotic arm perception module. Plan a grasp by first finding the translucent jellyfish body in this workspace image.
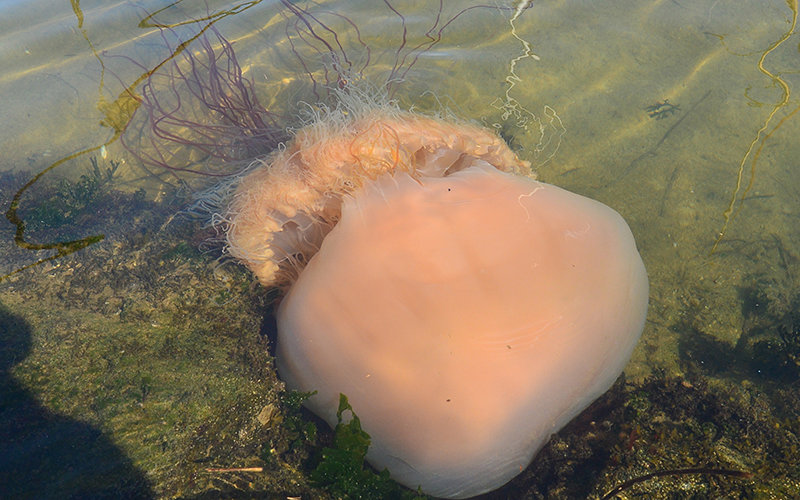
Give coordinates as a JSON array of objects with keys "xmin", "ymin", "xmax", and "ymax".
[{"xmin": 225, "ymin": 106, "xmax": 648, "ymax": 498}]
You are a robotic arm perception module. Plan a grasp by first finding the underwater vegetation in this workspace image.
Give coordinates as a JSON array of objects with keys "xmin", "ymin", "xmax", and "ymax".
[
  {"xmin": 310, "ymin": 394, "xmax": 427, "ymax": 500},
  {"xmin": 20, "ymin": 157, "xmax": 142, "ymax": 233},
  {"xmin": 0, "ymin": 155, "xmax": 155, "ymax": 283}
]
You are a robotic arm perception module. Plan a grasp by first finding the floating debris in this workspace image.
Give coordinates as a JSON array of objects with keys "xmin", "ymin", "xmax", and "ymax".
[{"xmin": 646, "ymin": 99, "xmax": 681, "ymax": 119}]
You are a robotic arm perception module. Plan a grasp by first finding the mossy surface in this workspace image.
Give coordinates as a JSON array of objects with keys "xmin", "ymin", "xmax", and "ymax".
[{"xmin": 0, "ymin": 173, "xmax": 308, "ymax": 497}]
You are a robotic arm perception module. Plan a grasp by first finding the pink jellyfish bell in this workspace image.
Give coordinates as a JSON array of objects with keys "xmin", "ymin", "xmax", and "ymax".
[{"xmin": 225, "ymin": 102, "xmax": 648, "ymax": 498}]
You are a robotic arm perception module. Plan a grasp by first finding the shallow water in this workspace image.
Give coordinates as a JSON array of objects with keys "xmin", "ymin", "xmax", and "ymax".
[{"xmin": 1, "ymin": 0, "xmax": 799, "ymax": 498}]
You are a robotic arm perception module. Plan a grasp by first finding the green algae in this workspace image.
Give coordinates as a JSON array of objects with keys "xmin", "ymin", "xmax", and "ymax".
[
  {"xmin": 311, "ymin": 394, "xmax": 427, "ymax": 500},
  {"xmin": 22, "ymin": 156, "xmax": 122, "ymax": 233}
]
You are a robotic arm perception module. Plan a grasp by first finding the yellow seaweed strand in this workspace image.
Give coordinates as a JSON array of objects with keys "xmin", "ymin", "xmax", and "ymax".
[
  {"xmin": 735, "ymin": 102, "xmax": 800, "ymax": 218},
  {"xmin": 711, "ymin": 0, "xmax": 798, "ymax": 254}
]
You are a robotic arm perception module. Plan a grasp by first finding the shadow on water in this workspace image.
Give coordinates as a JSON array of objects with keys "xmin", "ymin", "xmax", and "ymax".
[{"xmin": 0, "ymin": 301, "xmax": 153, "ymax": 499}]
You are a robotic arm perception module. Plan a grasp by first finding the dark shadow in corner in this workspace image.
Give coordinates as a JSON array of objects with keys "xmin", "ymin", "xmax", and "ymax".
[{"xmin": 0, "ymin": 300, "xmax": 153, "ymax": 499}]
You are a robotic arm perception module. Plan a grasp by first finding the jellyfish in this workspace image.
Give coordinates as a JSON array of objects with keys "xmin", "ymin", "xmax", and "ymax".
[
  {"xmin": 222, "ymin": 94, "xmax": 648, "ymax": 498},
  {"xmin": 122, "ymin": 3, "xmax": 649, "ymax": 497}
]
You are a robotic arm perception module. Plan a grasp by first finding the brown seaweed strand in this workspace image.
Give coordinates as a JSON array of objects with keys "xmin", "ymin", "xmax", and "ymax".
[{"xmin": 599, "ymin": 467, "xmax": 753, "ymax": 500}]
